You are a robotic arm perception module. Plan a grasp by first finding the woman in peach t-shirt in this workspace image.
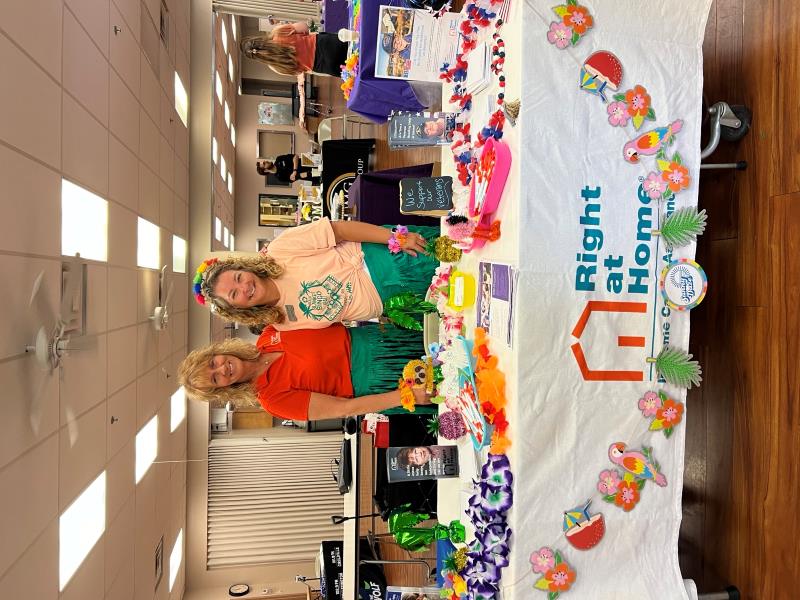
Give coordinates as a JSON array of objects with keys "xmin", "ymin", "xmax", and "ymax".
[
  {"xmin": 194, "ymin": 218, "xmax": 439, "ymax": 331},
  {"xmin": 240, "ymin": 22, "xmax": 348, "ymax": 78}
]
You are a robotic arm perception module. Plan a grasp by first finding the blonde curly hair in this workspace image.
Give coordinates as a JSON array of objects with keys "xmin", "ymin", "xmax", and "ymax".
[
  {"xmin": 177, "ymin": 338, "xmax": 262, "ymax": 408},
  {"xmin": 200, "ymin": 255, "xmax": 286, "ymax": 327}
]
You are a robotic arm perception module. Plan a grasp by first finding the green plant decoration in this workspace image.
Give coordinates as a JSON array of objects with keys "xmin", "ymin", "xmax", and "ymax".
[
  {"xmin": 653, "ymin": 207, "xmax": 707, "ymax": 248},
  {"xmin": 647, "ymin": 346, "xmax": 702, "ymax": 388},
  {"xmin": 426, "ymin": 416, "xmax": 440, "ymax": 436},
  {"xmin": 384, "ymin": 292, "xmax": 438, "ymax": 331}
]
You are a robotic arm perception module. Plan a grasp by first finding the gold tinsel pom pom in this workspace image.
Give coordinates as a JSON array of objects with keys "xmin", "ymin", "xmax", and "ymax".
[
  {"xmin": 434, "ymin": 236, "xmax": 462, "ymax": 263},
  {"xmin": 454, "ymin": 547, "xmax": 468, "ymax": 572}
]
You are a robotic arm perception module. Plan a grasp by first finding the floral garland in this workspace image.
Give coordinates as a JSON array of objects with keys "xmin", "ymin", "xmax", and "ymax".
[
  {"xmin": 437, "ymin": 328, "xmax": 513, "ymax": 600},
  {"xmin": 339, "ymin": 0, "xmax": 361, "ymax": 99},
  {"xmin": 441, "ymin": 454, "xmax": 514, "ymax": 600},
  {"xmin": 474, "ymin": 327, "xmax": 510, "ymax": 455},
  {"xmin": 440, "ymin": 1, "xmax": 508, "ymax": 187}
]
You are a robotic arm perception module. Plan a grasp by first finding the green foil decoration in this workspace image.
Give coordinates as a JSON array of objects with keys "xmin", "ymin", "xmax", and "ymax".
[
  {"xmin": 384, "ymin": 292, "xmax": 438, "ymax": 331},
  {"xmin": 387, "ymin": 506, "xmax": 466, "ymax": 552}
]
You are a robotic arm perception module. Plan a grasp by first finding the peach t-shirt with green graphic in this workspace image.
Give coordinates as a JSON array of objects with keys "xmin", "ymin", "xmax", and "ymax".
[{"xmin": 266, "ymin": 218, "xmax": 383, "ymax": 330}]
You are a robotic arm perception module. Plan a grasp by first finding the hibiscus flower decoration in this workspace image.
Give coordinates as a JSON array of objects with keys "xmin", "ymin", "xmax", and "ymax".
[
  {"xmin": 597, "ymin": 469, "xmax": 621, "ymax": 495},
  {"xmin": 547, "ymin": 21, "xmax": 572, "ymax": 49},
  {"xmin": 625, "ymin": 85, "xmax": 651, "ymax": 118},
  {"xmin": 657, "ymin": 397, "xmax": 684, "ymax": 427},
  {"xmin": 530, "ymin": 547, "xmax": 555, "ymax": 574},
  {"xmin": 545, "ymin": 562, "xmax": 576, "ymax": 592},
  {"xmin": 661, "ymin": 162, "xmax": 691, "ymax": 192},
  {"xmin": 638, "ymin": 390, "xmax": 662, "ymax": 417},
  {"xmin": 614, "ymin": 480, "xmax": 640, "ymax": 512},
  {"xmin": 563, "ymin": 4, "xmax": 594, "ymax": 35},
  {"xmin": 607, "ymin": 101, "xmax": 631, "ymax": 127},
  {"xmin": 643, "ymin": 171, "xmax": 667, "ymax": 200}
]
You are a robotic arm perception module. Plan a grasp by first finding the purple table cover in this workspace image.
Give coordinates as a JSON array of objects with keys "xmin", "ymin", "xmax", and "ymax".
[
  {"xmin": 349, "ymin": 164, "xmax": 439, "ymax": 226},
  {"xmin": 346, "ymin": 0, "xmax": 425, "ymax": 122},
  {"xmin": 321, "ymin": 0, "xmax": 349, "ymax": 32}
]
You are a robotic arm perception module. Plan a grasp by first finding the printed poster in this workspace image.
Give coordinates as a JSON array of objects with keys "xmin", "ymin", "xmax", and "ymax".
[{"xmin": 375, "ymin": 6, "xmax": 462, "ymax": 82}]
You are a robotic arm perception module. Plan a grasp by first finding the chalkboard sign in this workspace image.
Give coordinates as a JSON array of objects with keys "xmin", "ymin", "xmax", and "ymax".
[{"xmin": 399, "ymin": 176, "xmax": 453, "ymax": 216}]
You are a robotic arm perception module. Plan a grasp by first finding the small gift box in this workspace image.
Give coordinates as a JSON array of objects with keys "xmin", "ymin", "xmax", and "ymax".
[{"xmin": 361, "ymin": 414, "xmax": 390, "ymax": 448}]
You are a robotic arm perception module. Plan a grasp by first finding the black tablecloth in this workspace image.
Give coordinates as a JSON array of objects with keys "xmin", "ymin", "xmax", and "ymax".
[
  {"xmin": 321, "ymin": 139, "xmax": 376, "ymax": 219},
  {"xmin": 350, "ymin": 164, "xmax": 440, "ymax": 226}
]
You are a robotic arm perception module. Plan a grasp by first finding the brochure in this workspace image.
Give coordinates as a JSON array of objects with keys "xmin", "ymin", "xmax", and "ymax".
[
  {"xmin": 388, "ymin": 111, "xmax": 458, "ymax": 148},
  {"xmin": 477, "ymin": 262, "xmax": 519, "ymax": 348},
  {"xmin": 386, "ymin": 445, "xmax": 459, "ymax": 482},
  {"xmin": 375, "ymin": 6, "xmax": 462, "ymax": 82}
]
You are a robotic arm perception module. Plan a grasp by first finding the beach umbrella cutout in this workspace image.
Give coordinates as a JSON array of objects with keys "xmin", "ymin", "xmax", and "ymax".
[
  {"xmin": 563, "ymin": 500, "xmax": 605, "ymax": 551},
  {"xmin": 652, "ymin": 207, "xmax": 707, "ymax": 249},
  {"xmin": 579, "ymin": 51, "xmax": 623, "ymax": 103}
]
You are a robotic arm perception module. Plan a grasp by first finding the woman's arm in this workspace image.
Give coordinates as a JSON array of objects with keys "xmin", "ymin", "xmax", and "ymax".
[
  {"xmin": 330, "ymin": 221, "xmax": 428, "ymax": 256},
  {"xmin": 271, "ymin": 23, "xmax": 296, "ymax": 37},
  {"xmin": 292, "ymin": 21, "xmax": 310, "ymax": 34},
  {"xmin": 307, "ymin": 388, "xmax": 431, "ymax": 420}
]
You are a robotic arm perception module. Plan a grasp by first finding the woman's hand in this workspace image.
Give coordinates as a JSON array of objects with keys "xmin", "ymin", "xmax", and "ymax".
[
  {"xmin": 331, "ymin": 221, "xmax": 428, "ymax": 256},
  {"xmin": 400, "ymin": 231, "xmax": 428, "ymax": 257},
  {"xmin": 289, "ymin": 171, "xmax": 297, "ymax": 182},
  {"xmin": 412, "ymin": 386, "xmax": 434, "ymax": 406}
]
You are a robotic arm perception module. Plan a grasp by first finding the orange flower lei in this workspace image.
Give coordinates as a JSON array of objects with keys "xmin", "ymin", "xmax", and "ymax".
[{"xmin": 473, "ymin": 327, "xmax": 510, "ymax": 454}]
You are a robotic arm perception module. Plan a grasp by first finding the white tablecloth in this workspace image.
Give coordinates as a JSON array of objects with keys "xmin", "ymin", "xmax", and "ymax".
[{"xmin": 438, "ymin": 1, "xmax": 712, "ymax": 599}]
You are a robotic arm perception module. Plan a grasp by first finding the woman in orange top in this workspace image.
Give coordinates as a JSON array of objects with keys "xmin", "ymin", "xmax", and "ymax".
[
  {"xmin": 240, "ymin": 22, "xmax": 349, "ymax": 77},
  {"xmin": 178, "ymin": 323, "xmax": 433, "ymax": 420}
]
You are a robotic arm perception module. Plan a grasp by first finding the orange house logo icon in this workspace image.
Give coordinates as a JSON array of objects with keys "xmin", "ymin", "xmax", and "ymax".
[{"xmin": 570, "ymin": 301, "xmax": 648, "ymax": 381}]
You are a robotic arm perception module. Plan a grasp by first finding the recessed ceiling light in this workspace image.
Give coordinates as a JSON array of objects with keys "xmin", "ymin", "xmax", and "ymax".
[
  {"xmin": 169, "ymin": 529, "xmax": 184, "ymax": 592},
  {"xmin": 220, "ymin": 19, "xmax": 228, "ymax": 54},
  {"xmin": 137, "ymin": 217, "xmax": 160, "ymax": 270},
  {"xmin": 170, "ymin": 387, "xmax": 186, "ymax": 432},
  {"xmin": 61, "ymin": 179, "xmax": 108, "ymax": 262},
  {"xmin": 215, "ymin": 217, "xmax": 222, "ymax": 242},
  {"xmin": 174, "ymin": 72, "xmax": 188, "ymax": 127},
  {"xmin": 59, "ymin": 471, "xmax": 106, "ymax": 591},
  {"xmin": 172, "ymin": 235, "xmax": 186, "ymax": 274},
  {"xmin": 135, "ymin": 415, "xmax": 158, "ymax": 484}
]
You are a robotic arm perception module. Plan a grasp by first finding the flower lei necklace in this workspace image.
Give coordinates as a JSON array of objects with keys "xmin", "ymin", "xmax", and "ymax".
[{"xmin": 440, "ymin": 1, "xmax": 508, "ymax": 187}]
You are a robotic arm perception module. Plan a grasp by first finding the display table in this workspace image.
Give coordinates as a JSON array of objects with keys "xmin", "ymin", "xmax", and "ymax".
[
  {"xmin": 343, "ymin": 0, "xmax": 712, "ymax": 598},
  {"xmin": 344, "ymin": 0, "xmax": 425, "ymax": 122},
  {"xmin": 321, "ymin": 0, "xmax": 349, "ymax": 33}
]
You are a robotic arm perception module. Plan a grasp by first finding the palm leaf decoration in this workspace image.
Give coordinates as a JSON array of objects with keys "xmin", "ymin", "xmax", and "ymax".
[
  {"xmin": 384, "ymin": 292, "xmax": 438, "ymax": 331},
  {"xmin": 655, "ymin": 207, "xmax": 707, "ymax": 248},
  {"xmin": 426, "ymin": 416, "xmax": 440, "ymax": 436},
  {"xmin": 647, "ymin": 346, "xmax": 702, "ymax": 388}
]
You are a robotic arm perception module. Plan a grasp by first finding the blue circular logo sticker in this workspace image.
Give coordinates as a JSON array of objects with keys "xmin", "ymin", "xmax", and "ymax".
[{"xmin": 659, "ymin": 259, "xmax": 707, "ymax": 311}]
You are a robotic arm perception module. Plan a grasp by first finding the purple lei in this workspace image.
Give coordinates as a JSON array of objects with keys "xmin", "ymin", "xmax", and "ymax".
[{"xmin": 461, "ymin": 453, "xmax": 514, "ymax": 598}]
